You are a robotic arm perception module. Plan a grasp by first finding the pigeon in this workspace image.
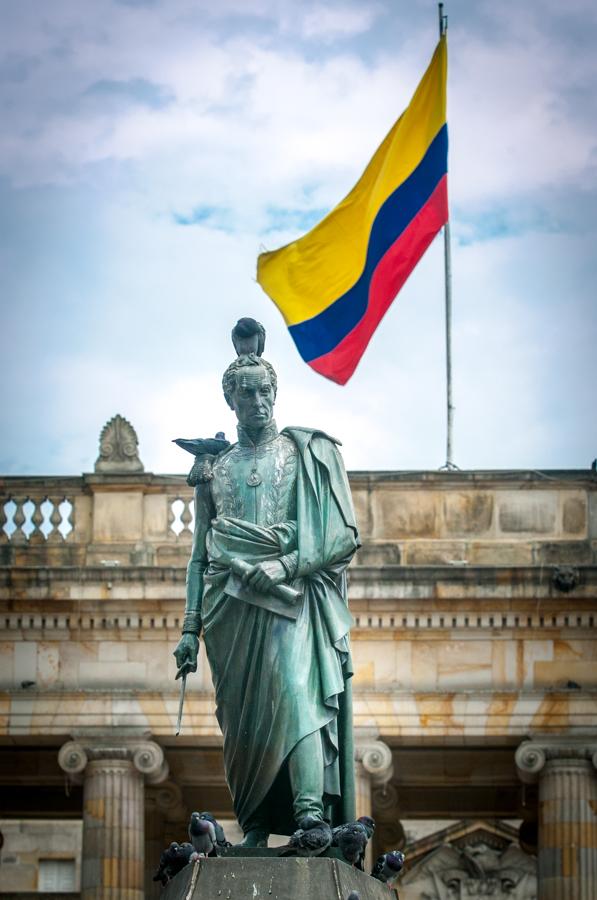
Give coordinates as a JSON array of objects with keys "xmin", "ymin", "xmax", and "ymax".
[
  {"xmin": 332, "ymin": 818, "xmax": 375, "ymax": 869},
  {"xmin": 152, "ymin": 841, "xmax": 195, "ymax": 885},
  {"xmin": 173, "ymin": 437, "xmax": 231, "ymax": 457},
  {"xmin": 334, "ymin": 822, "xmax": 368, "ymax": 868},
  {"xmin": 346, "ymin": 893, "xmax": 360, "ymax": 900},
  {"xmin": 356, "ymin": 816, "xmax": 376, "ymax": 840},
  {"xmin": 231, "ymin": 317, "xmax": 266, "ymax": 357},
  {"xmin": 277, "ymin": 816, "xmax": 332, "ymax": 857},
  {"xmin": 198, "ymin": 811, "xmax": 231, "ymax": 849},
  {"xmin": 371, "ymin": 850, "xmax": 405, "ymax": 888},
  {"xmin": 173, "ymin": 436, "xmax": 231, "ymax": 486},
  {"xmin": 188, "ymin": 811, "xmax": 218, "ymax": 857}
]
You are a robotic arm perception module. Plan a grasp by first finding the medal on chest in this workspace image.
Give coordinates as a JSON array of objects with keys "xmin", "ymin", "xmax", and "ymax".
[{"xmin": 247, "ymin": 469, "xmax": 262, "ymax": 487}]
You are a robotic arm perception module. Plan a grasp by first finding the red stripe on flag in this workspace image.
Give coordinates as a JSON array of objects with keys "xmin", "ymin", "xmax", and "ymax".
[{"xmin": 308, "ymin": 175, "xmax": 448, "ymax": 385}]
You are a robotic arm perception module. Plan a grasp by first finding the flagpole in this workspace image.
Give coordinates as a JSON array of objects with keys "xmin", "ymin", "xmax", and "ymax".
[{"xmin": 438, "ymin": 3, "xmax": 457, "ymax": 470}]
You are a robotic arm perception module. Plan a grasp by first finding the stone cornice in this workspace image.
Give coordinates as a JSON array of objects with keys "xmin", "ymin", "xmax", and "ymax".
[
  {"xmin": 2, "ymin": 563, "xmax": 597, "ymax": 589},
  {"xmin": 348, "ymin": 469, "xmax": 597, "ymax": 487},
  {"xmin": 2, "ymin": 468, "xmax": 595, "ymax": 490}
]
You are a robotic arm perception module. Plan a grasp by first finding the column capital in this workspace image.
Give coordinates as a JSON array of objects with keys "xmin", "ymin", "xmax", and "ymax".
[
  {"xmin": 354, "ymin": 734, "xmax": 394, "ymax": 786},
  {"xmin": 515, "ymin": 736, "xmax": 597, "ymax": 784},
  {"xmin": 58, "ymin": 734, "xmax": 168, "ymax": 785}
]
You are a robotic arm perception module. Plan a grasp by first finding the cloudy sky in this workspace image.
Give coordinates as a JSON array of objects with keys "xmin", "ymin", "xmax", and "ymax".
[{"xmin": 1, "ymin": 0, "xmax": 596, "ymax": 475}]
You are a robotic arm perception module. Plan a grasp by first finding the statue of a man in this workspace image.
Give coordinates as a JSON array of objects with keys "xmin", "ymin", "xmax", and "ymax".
[{"xmin": 174, "ymin": 319, "xmax": 359, "ymax": 847}]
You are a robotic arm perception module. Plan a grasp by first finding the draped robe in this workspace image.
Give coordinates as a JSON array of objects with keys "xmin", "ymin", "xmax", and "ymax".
[{"xmin": 187, "ymin": 422, "xmax": 359, "ymax": 835}]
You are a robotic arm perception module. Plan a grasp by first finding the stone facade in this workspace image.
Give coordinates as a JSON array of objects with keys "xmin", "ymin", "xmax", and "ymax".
[{"xmin": 1, "ymin": 423, "xmax": 596, "ymax": 896}]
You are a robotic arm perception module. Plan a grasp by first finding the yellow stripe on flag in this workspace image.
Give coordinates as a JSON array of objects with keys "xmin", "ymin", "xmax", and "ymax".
[{"xmin": 257, "ymin": 36, "xmax": 447, "ymax": 327}]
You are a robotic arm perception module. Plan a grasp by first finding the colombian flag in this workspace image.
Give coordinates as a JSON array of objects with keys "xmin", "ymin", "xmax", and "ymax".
[{"xmin": 257, "ymin": 36, "xmax": 448, "ymax": 385}]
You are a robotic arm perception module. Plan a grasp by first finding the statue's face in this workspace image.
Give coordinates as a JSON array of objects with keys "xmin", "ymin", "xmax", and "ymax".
[{"xmin": 230, "ymin": 366, "xmax": 275, "ymax": 429}]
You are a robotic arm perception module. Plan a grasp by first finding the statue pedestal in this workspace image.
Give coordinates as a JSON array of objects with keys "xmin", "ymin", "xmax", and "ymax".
[{"xmin": 161, "ymin": 855, "xmax": 398, "ymax": 900}]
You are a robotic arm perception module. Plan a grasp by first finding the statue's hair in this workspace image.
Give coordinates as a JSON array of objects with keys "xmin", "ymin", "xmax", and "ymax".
[
  {"xmin": 231, "ymin": 318, "xmax": 266, "ymax": 356},
  {"xmin": 222, "ymin": 354, "xmax": 277, "ymax": 408}
]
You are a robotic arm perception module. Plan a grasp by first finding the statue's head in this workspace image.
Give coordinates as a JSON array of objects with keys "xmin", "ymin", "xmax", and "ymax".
[{"xmin": 222, "ymin": 354, "xmax": 277, "ymax": 429}]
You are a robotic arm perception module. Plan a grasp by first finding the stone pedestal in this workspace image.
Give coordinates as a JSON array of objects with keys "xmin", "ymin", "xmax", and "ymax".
[
  {"xmin": 161, "ymin": 856, "xmax": 399, "ymax": 900},
  {"xmin": 516, "ymin": 737, "xmax": 597, "ymax": 900},
  {"xmin": 58, "ymin": 735, "xmax": 168, "ymax": 899}
]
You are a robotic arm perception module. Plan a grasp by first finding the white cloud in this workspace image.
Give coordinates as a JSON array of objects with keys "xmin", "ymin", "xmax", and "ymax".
[
  {"xmin": 297, "ymin": 5, "xmax": 382, "ymax": 41},
  {"xmin": 0, "ymin": 0, "xmax": 596, "ymax": 475}
]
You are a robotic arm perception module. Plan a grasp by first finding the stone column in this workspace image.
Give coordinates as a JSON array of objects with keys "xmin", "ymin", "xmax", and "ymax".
[
  {"xmin": 59, "ymin": 736, "xmax": 168, "ymax": 900},
  {"xmin": 516, "ymin": 737, "xmax": 597, "ymax": 900},
  {"xmin": 355, "ymin": 735, "xmax": 394, "ymax": 867}
]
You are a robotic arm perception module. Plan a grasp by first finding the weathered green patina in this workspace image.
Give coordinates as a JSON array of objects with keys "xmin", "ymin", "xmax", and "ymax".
[{"xmin": 174, "ymin": 322, "xmax": 358, "ymax": 842}]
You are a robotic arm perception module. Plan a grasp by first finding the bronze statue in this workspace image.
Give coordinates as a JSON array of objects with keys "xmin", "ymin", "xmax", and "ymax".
[{"xmin": 174, "ymin": 318, "xmax": 359, "ymax": 847}]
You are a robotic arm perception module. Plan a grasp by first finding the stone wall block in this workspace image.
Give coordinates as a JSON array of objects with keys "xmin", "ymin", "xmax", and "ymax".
[
  {"xmin": 498, "ymin": 493, "xmax": 558, "ymax": 535},
  {"xmin": 143, "ymin": 493, "xmax": 169, "ymax": 541},
  {"xmin": 372, "ymin": 490, "xmax": 438, "ymax": 539},
  {"xmin": 563, "ymin": 497, "xmax": 587, "ymax": 535},
  {"xmin": 73, "ymin": 495, "xmax": 93, "ymax": 543},
  {"xmin": 442, "ymin": 491, "xmax": 494, "ymax": 536},
  {"xmin": 536, "ymin": 541, "xmax": 593, "ymax": 565},
  {"xmin": 92, "ymin": 491, "xmax": 144, "ymax": 543},
  {"xmin": 351, "ymin": 489, "xmax": 373, "ymax": 539},
  {"xmin": 403, "ymin": 540, "xmax": 467, "ymax": 565},
  {"xmin": 588, "ymin": 492, "xmax": 597, "ymax": 539}
]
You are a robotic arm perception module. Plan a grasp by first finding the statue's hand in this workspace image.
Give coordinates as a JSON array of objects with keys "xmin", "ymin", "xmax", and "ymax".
[
  {"xmin": 243, "ymin": 559, "xmax": 287, "ymax": 593},
  {"xmin": 173, "ymin": 633, "xmax": 199, "ymax": 680}
]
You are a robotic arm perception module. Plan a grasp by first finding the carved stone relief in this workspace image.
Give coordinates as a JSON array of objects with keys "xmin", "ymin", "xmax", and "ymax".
[
  {"xmin": 95, "ymin": 414, "xmax": 144, "ymax": 473},
  {"xmin": 399, "ymin": 822, "xmax": 536, "ymax": 899}
]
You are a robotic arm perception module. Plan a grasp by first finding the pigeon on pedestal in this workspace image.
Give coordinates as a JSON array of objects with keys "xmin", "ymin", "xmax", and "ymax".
[
  {"xmin": 152, "ymin": 841, "xmax": 195, "ymax": 885},
  {"xmin": 198, "ymin": 811, "xmax": 231, "ymax": 850},
  {"xmin": 278, "ymin": 816, "xmax": 333, "ymax": 857},
  {"xmin": 371, "ymin": 850, "xmax": 405, "ymax": 888},
  {"xmin": 332, "ymin": 816, "xmax": 376, "ymax": 870},
  {"xmin": 188, "ymin": 811, "xmax": 217, "ymax": 857}
]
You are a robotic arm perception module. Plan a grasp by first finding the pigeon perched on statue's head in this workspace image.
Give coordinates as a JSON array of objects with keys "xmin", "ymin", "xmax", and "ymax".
[
  {"xmin": 188, "ymin": 811, "xmax": 217, "ymax": 857},
  {"xmin": 231, "ymin": 317, "xmax": 266, "ymax": 357},
  {"xmin": 371, "ymin": 850, "xmax": 405, "ymax": 887}
]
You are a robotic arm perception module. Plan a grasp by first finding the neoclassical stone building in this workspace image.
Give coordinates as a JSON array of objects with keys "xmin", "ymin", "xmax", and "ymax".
[{"xmin": 1, "ymin": 415, "xmax": 596, "ymax": 899}]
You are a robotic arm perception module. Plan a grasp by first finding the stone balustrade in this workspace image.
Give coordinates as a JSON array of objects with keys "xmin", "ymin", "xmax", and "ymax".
[{"xmin": 2, "ymin": 468, "xmax": 596, "ymax": 569}]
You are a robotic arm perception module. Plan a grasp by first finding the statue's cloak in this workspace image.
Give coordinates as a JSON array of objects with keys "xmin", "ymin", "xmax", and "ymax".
[{"xmin": 200, "ymin": 427, "xmax": 359, "ymax": 834}]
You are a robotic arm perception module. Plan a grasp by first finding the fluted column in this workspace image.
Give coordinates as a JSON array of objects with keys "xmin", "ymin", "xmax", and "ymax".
[
  {"xmin": 59, "ymin": 736, "xmax": 168, "ymax": 900},
  {"xmin": 516, "ymin": 737, "xmax": 597, "ymax": 900},
  {"xmin": 355, "ymin": 735, "xmax": 393, "ymax": 867}
]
